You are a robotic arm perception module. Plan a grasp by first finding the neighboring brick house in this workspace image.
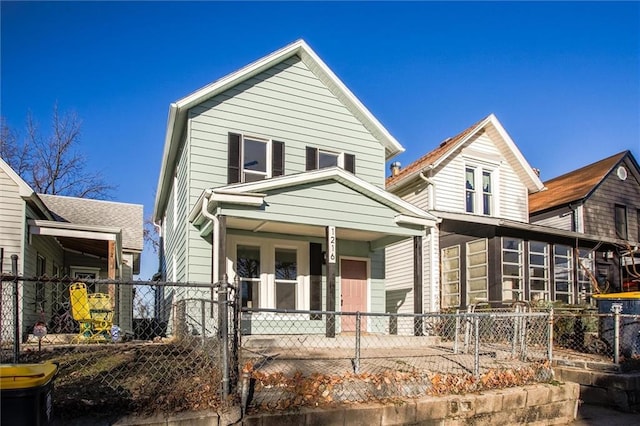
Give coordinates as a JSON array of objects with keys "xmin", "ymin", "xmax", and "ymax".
[
  {"xmin": 152, "ymin": 40, "xmax": 437, "ymax": 335},
  {"xmin": 530, "ymin": 151, "xmax": 640, "ymax": 292}
]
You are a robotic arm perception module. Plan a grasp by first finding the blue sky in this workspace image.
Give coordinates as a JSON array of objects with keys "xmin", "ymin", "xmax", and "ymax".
[{"xmin": 2, "ymin": 1, "xmax": 639, "ymax": 280}]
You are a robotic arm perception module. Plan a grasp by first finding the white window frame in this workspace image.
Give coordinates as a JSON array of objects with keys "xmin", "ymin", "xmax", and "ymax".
[
  {"xmin": 464, "ymin": 161, "xmax": 499, "ymax": 216},
  {"xmin": 501, "ymin": 238, "xmax": 524, "ymax": 302},
  {"xmin": 317, "ymin": 149, "xmax": 344, "ymax": 169},
  {"xmin": 577, "ymin": 249, "xmax": 594, "ymax": 304},
  {"xmin": 241, "ymin": 134, "xmax": 272, "ymax": 182},
  {"xmin": 466, "ymin": 239, "xmax": 488, "ymax": 304},
  {"xmin": 228, "ymin": 236, "xmax": 309, "ymax": 311},
  {"xmin": 553, "ymin": 245, "xmax": 574, "ymax": 304},
  {"xmin": 441, "ymin": 245, "xmax": 461, "ymax": 309},
  {"xmin": 528, "ymin": 241, "xmax": 550, "ymax": 302}
]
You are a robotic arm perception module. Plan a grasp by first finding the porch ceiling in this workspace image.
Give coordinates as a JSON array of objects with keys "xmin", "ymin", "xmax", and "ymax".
[
  {"xmin": 55, "ymin": 236, "xmax": 109, "ymax": 258},
  {"xmin": 227, "ymin": 217, "xmax": 392, "ymax": 242}
]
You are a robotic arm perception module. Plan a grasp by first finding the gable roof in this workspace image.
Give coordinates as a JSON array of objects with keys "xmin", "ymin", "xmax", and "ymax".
[
  {"xmin": 385, "ymin": 114, "xmax": 544, "ymax": 193},
  {"xmin": 38, "ymin": 194, "xmax": 144, "ymax": 251},
  {"xmin": 529, "ymin": 151, "xmax": 632, "ymax": 214},
  {"xmin": 154, "ymin": 39, "xmax": 404, "ymax": 222},
  {"xmin": 189, "ymin": 167, "xmax": 439, "ymax": 228}
]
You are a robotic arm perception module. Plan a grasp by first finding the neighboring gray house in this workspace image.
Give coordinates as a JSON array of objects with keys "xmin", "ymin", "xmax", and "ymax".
[
  {"xmin": 152, "ymin": 40, "xmax": 437, "ymax": 335},
  {"xmin": 0, "ymin": 156, "xmax": 143, "ymax": 339},
  {"xmin": 529, "ymin": 151, "xmax": 640, "ymax": 292}
]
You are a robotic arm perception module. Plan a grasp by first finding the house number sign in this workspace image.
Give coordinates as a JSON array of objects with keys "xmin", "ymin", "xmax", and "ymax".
[{"xmin": 327, "ymin": 226, "xmax": 336, "ymax": 264}]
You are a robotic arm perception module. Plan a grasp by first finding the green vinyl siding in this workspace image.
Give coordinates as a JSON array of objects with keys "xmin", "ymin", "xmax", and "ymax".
[
  {"xmin": 187, "ymin": 55, "xmax": 386, "ymax": 195},
  {"xmin": 219, "ymin": 181, "xmax": 422, "ymax": 237}
]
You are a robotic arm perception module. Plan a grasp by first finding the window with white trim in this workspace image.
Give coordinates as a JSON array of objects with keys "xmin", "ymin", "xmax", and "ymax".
[
  {"xmin": 529, "ymin": 241, "xmax": 549, "ymax": 302},
  {"xmin": 275, "ymin": 248, "xmax": 297, "ymax": 310},
  {"xmin": 465, "ymin": 166, "xmax": 493, "ymax": 215},
  {"xmin": 466, "ymin": 239, "xmax": 488, "ymax": 304},
  {"xmin": 441, "ymin": 245, "xmax": 461, "ymax": 308},
  {"xmin": 554, "ymin": 245, "xmax": 574, "ymax": 304},
  {"xmin": 306, "ymin": 147, "xmax": 355, "ymax": 174},
  {"xmin": 232, "ymin": 238, "xmax": 307, "ymax": 310},
  {"xmin": 502, "ymin": 238, "xmax": 524, "ymax": 301},
  {"xmin": 237, "ymin": 245, "xmax": 261, "ymax": 308},
  {"xmin": 228, "ymin": 133, "xmax": 284, "ymax": 184}
]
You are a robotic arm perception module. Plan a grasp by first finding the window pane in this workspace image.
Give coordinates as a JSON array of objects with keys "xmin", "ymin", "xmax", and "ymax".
[
  {"xmin": 275, "ymin": 249, "xmax": 297, "ymax": 280},
  {"xmin": 465, "ymin": 167, "xmax": 475, "ymax": 213},
  {"xmin": 318, "ymin": 151, "xmax": 339, "ymax": 169},
  {"xmin": 241, "ymin": 280, "xmax": 259, "ymax": 308},
  {"xmin": 530, "ymin": 242, "xmax": 547, "ymax": 253},
  {"xmin": 237, "ymin": 246, "xmax": 260, "ymax": 278},
  {"xmin": 276, "ymin": 282, "xmax": 296, "ymax": 310},
  {"xmin": 530, "ymin": 254, "xmax": 546, "ymax": 266},
  {"xmin": 615, "ymin": 205, "xmax": 627, "ymax": 239},
  {"xmin": 469, "ymin": 265, "xmax": 487, "ymax": 278},
  {"xmin": 468, "ymin": 239, "xmax": 486, "ymax": 253},
  {"xmin": 503, "ymin": 264, "xmax": 521, "ymax": 276},
  {"xmin": 503, "ymin": 238, "xmax": 522, "ymax": 251},
  {"xmin": 244, "ymin": 138, "xmax": 267, "ymax": 172},
  {"xmin": 503, "ymin": 251, "xmax": 520, "ymax": 264}
]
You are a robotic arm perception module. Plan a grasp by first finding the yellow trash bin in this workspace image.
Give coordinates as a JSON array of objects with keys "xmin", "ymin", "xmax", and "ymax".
[{"xmin": 0, "ymin": 363, "xmax": 58, "ymax": 426}]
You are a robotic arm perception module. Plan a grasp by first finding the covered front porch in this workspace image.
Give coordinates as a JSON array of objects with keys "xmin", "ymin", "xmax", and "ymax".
[{"xmin": 189, "ymin": 168, "xmax": 439, "ymax": 336}]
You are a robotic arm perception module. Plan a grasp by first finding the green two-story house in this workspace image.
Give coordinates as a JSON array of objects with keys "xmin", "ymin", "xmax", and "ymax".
[{"xmin": 152, "ymin": 40, "xmax": 437, "ymax": 335}]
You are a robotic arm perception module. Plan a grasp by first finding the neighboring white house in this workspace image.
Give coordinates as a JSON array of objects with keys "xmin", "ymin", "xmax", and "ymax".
[
  {"xmin": 385, "ymin": 114, "xmax": 545, "ymax": 312},
  {"xmin": 152, "ymin": 40, "xmax": 438, "ymax": 335},
  {"xmin": 0, "ymin": 156, "xmax": 143, "ymax": 340}
]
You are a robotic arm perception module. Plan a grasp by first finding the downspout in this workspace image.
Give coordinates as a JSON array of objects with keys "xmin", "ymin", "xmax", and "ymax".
[
  {"xmin": 419, "ymin": 169, "xmax": 436, "ymax": 311},
  {"xmin": 419, "ymin": 169, "xmax": 435, "ymax": 211},
  {"xmin": 201, "ymin": 190, "xmax": 220, "ymax": 284}
]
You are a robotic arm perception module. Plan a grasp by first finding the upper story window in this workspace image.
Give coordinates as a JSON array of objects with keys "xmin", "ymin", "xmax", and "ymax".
[
  {"xmin": 228, "ymin": 133, "xmax": 284, "ymax": 184},
  {"xmin": 306, "ymin": 147, "xmax": 355, "ymax": 174},
  {"xmin": 465, "ymin": 166, "xmax": 493, "ymax": 215},
  {"xmin": 615, "ymin": 204, "xmax": 627, "ymax": 239}
]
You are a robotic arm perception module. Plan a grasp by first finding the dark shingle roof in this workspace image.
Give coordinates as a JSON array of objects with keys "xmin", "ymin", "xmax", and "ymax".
[
  {"xmin": 38, "ymin": 194, "xmax": 144, "ymax": 251},
  {"xmin": 528, "ymin": 151, "xmax": 628, "ymax": 214}
]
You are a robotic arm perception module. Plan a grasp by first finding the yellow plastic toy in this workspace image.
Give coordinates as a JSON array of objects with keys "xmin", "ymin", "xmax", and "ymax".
[{"xmin": 69, "ymin": 282, "xmax": 113, "ymax": 342}]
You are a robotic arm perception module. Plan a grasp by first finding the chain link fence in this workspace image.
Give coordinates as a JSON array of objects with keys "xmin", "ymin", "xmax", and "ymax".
[{"xmin": 2, "ymin": 265, "xmax": 638, "ymax": 420}]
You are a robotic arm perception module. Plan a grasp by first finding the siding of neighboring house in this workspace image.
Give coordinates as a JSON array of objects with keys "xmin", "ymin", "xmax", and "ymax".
[
  {"xmin": 530, "ymin": 210, "xmax": 574, "ymax": 231},
  {"xmin": 0, "ymin": 167, "xmax": 25, "ymax": 274},
  {"xmin": 433, "ymin": 132, "xmax": 529, "ymax": 222},
  {"xmin": 583, "ymin": 158, "xmax": 640, "ymax": 243},
  {"xmin": 0, "ymin": 167, "xmax": 25, "ymax": 341}
]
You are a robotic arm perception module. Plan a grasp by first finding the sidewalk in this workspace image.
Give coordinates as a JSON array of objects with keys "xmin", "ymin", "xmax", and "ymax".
[{"xmin": 571, "ymin": 402, "xmax": 639, "ymax": 425}]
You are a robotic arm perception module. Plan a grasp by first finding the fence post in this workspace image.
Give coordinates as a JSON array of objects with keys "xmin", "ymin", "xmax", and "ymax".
[
  {"xmin": 219, "ymin": 277, "xmax": 230, "ymax": 399},
  {"xmin": 547, "ymin": 308, "xmax": 554, "ymax": 363},
  {"xmin": 473, "ymin": 314, "xmax": 480, "ymax": 378},
  {"xmin": 12, "ymin": 254, "xmax": 20, "ymax": 363},
  {"xmin": 353, "ymin": 312, "xmax": 361, "ymax": 374},
  {"xmin": 612, "ymin": 304, "xmax": 622, "ymax": 365},
  {"xmin": 453, "ymin": 309, "xmax": 460, "ymax": 354},
  {"xmin": 201, "ymin": 299, "xmax": 206, "ymax": 348}
]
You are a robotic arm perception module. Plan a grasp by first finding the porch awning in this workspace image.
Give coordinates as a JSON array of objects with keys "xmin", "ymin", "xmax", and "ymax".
[
  {"xmin": 28, "ymin": 219, "xmax": 123, "ymax": 269},
  {"xmin": 189, "ymin": 168, "xmax": 439, "ymax": 249}
]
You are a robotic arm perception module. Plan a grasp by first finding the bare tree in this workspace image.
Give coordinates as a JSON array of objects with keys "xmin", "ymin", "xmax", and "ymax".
[{"xmin": 1, "ymin": 104, "xmax": 116, "ymax": 198}]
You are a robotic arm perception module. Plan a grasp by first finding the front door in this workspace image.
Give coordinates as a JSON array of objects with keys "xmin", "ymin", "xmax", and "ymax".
[{"xmin": 340, "ymin": 259, "xmax": 367, "ymax": 332}]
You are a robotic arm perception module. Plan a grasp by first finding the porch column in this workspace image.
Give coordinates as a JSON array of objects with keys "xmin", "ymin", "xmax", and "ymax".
[
  {"xmin": 108, "ymin": 240, "xmax": 117, "ymax": 316},
  {"xmin": 413, "ymin": 235, "xmax": 423, "ymax": 336},
  {"xmin": 326, "ymin": 226, "xmax": 336, "ymax": 338},
  {"xmin": 217, "ymin": 215, "xmax": 227, "ymax": 283}
]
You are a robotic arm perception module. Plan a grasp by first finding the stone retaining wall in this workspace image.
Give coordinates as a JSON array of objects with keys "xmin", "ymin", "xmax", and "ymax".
[
  {"xmin": 554, "ymin": 365, "xmax": 640, "ymax": 412},
  {"xmin": 243, "ymin": 382, "xmax": 579, "ymax": 426}
]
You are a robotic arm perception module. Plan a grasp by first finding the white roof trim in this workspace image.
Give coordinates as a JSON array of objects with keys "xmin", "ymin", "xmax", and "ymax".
[
  {"xmin": 210, "ymin": 167, "xmax": 438, "ymax": 222},
  {"xmin": 0, "ymin": 156, "xmax": 33, "ymax": 197},
  {"xmin": 28, "ymin": 219, "xmax": 122, "ymax": 236},
  {"xmin": 427, "ymin": 114, "xmax": 543, "ymax": 192},
  {"xmin": 154, "ymin": 39, "xmax": 403, "ymax": 221}
]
